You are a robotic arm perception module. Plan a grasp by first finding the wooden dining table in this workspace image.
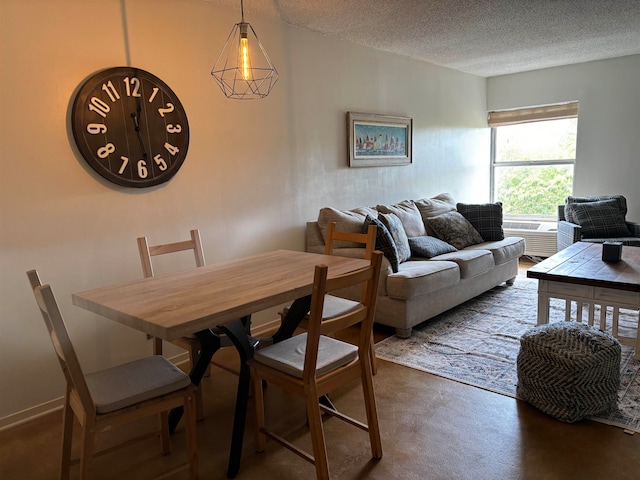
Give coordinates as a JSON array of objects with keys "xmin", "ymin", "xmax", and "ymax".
[{"xmin": 72, "ymin": 249, "xmax": 369, "ymax": 478}]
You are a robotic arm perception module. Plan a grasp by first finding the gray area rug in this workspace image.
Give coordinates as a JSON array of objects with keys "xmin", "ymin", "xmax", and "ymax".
[{"xmin": 375, "ymin": 277, "xmax": 640, "ymax": 433}]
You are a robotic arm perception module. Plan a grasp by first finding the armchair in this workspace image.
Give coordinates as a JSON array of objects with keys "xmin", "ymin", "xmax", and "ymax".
[{"xmin": 557, "ymin": 195, "xmax": 640, "ymax": 251}]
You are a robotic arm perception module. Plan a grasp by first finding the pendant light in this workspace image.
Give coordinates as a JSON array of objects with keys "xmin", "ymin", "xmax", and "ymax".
[{"xmin": 211, "ymin": 0, "xmax": 279, "ymax": 100}]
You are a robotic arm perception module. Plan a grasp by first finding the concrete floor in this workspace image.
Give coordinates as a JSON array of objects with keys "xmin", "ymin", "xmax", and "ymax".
[{"xmin": 2, "ymin": 261, "xmax": 639, "ymax": 480}]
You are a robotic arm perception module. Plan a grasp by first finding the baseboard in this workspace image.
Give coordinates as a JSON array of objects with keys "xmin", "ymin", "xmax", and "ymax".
[{"xmin": 0, "ymin": 318, "xmax": 282, "ymax": 432}]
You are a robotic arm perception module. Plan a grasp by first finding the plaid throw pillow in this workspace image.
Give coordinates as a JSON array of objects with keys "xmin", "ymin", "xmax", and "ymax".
[
  {"xmin": 568, "ymin": 199, "xmax": 631, "ymax": 238},
  {"xmin": 363, "ymin": 215, "xmax": 400, "ymax": 273},
  {"xmin": 456, "ymin": 202, "xmax": 504, "ymax": 241},
  {"xmin": 564, "ymin": 195, "xmax": 627, "ymax": 224}
]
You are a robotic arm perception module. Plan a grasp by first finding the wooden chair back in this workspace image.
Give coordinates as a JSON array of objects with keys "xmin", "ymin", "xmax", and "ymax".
[
  {"xmin": 30, "ymin": 276, "xmax": 97, "ymax": 417},
  {"xmin": 324, "ymin": 221, "xmax": 377, "ymax": 259},
  {"xmin": 304, "ymin": 250, "xmax": 383, "ymax": 380},
  {"xmin": 137, "ymin": 228, "xmax": 205, "ymax": 278}
]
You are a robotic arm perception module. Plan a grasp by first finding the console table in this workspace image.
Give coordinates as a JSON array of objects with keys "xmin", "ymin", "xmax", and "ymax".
[{"xmin": 527, "ymin": 242, "xmax": 640, "ymax": 359}]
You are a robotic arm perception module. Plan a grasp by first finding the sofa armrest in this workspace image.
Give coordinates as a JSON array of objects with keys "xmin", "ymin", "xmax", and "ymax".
[
  {"xmin": 557, "ymin": 220, "xmax": 582, "ymax": 251},
  {"xmin": 626, "ymin": 221, "xmax": 640, "ymax": 237}
]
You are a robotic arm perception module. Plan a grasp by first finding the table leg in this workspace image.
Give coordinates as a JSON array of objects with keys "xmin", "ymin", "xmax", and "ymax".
[
  {"xmin": 536, "ymin": 280, "xmax": 550, "ymax": 325},
  {"xmin": 169, "ymin": 329, "xmax": 221, "ymax": 434}
]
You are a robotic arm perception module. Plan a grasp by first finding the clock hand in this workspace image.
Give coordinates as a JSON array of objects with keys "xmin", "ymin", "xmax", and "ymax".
[{"xmin": 130, "ymin": 112, "xmax": 148, "ymax": 159}]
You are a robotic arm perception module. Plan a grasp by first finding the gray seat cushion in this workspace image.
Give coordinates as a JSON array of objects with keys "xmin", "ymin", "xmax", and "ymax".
[
  {"xmin": 85, "ymin": 355, "xmax": 191, "ymax": 414},
  {"xmin": 253, "ymin": 333, "xmax": 358, "ymax": 378},
  {"xmin": 321, "ymin": 295, "xmax": 362, "ymax": 319}
]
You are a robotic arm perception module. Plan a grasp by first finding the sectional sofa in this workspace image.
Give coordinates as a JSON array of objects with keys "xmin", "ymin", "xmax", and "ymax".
[{"xmin": 306, "ymin": 193, "xmax": 526, "ymax": 338}]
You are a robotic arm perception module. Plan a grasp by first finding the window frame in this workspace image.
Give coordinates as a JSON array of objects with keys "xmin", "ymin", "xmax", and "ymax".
[{"xmin": 488, "ymin": 102, "xmax": 578, "ymax": 221}]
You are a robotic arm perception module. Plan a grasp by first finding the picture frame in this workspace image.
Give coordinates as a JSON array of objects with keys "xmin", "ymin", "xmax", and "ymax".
[{"xmin": 347, "ymin": 112, "xmax": 413, "ymax": 167}]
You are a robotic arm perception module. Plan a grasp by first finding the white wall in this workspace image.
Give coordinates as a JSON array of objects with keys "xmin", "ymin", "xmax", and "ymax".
[
  {"xmin": 487, "ymin": 55, "xmax": 640, "ymax": 220},
  {"xmin": 0, "ymin": 0, "xmax": 489, "ymax": 422}
]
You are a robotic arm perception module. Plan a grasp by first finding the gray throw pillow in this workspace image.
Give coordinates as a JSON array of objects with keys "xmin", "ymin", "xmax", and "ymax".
[
  {"xmin": 378, "ymin": 212, "xmax": 411, "ymax": 264},
  {"xmin": 568, "ymin": 199, "xmax": 631, "ymax": 238},
  {"xmin": 564, "ymin": 195, "xmax": 627, "ymax": 224},
  {"xmin": 408, "ymin": 236, "xmax": 457, "ymax": 258},
  {"xmin": 363, "ymin": 215, "xmax": 400, "ymax": 273},
  {"xmin": 427, "ymin": 211, "xmax": 484, "ymax": 249},
  {"xmin": 456, "ymin": 202, "xmax": 504, "ymax": 241}
]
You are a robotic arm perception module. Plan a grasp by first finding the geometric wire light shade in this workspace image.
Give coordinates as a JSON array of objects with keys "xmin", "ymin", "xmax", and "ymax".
[{"xmin": 211, "ymin": 0, "xmax": 279, "ymax": 100}]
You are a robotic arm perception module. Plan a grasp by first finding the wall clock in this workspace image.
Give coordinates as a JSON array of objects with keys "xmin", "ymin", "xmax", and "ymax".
[{"xmin": 71, "ymin": 67, "xmax": 189, "ymax": 188}]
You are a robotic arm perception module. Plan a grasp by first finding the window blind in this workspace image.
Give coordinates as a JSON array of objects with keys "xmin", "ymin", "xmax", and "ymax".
[{"xmin": 487, "ymin": 101, "xmax": 578, "ymax": 127}]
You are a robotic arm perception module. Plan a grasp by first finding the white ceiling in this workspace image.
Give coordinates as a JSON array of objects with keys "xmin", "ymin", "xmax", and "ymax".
[{"xmin": 205, "ymin": 0, "xmax": 640, "ymax": 77}]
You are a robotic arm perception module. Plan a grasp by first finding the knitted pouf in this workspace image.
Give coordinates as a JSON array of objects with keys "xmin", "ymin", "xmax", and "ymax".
[{"xmin": 516, "ymin": 321, "xmax": 621, "ymax": 423}]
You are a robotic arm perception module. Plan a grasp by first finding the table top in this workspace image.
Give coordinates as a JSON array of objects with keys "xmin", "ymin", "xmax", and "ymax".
[
  {"xmin": 527, "ymin": 242, "xmax": 640, "ymax": 292},
  {"xmin": 72, "ymin": 249, "xmax": 369, "ymax": 340}
]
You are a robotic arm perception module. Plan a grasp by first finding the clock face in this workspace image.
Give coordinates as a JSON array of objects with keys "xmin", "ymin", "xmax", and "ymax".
[{"xmin": 71, "ymin": 67, "xmax": 189, "ymax": 188}]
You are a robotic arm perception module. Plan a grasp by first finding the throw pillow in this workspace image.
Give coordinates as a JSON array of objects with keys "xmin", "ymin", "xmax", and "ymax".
[
  {"xmin": 456, "ymin": 202, "xmax": 504, "ymax": 241},
  {"xmin": 363, "ymin": 215, "xmax": 400, "ymax": 273},
  {"xmin": 568, "ymin": 199, "xmax": 631, "ymax": 239},
  {"xmin": 378, "ymin": 212, "xmax": 412, "ymax": 264},
  {"xmin": 408, "ymin": 236, "xmax": 457, "ymax": 258},
  {"xmin": 414, "ymin": 193, "xmax": 457, "ymax": 236},
  {"xmin": 376, "ymin": 200, "xmax": 427, "ymax": 237},
  {"xmin": 564, "ymin": 195, "xmax": 627, "ymax": 224},
  {"xmin": 318, "ymin": 206, "xmax": 378, "ymax": 247},
  {"xmin": 427, "ymin": 211, "xmax": 484, "ymax": 249}
]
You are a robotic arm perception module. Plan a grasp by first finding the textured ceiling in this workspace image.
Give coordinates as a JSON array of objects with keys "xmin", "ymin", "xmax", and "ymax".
[{"xmin": 205, "ymin": 0, "xmax": 640, "ymax": 77}]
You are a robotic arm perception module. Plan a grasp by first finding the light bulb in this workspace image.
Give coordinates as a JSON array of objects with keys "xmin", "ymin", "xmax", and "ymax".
[{"xmin": 239, "ymin": 23, "xmax": 251, "ymax": 81}]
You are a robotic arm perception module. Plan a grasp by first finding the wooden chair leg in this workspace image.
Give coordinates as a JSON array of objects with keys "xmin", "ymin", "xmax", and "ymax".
[
  {"xmin": 360, "ymin": 363, "xmax": 383, "ymax": 459},
  {"xmin": 369, "ymin": 332, "xmax": 377, "ymax": 375},
  {"xmin": 183, "ymin": 387, "xmax": 199, "ymax": 480},
  {"xmin": 153, "ymin": 337, "xmax": 163, "ymax": 356},
  {"xmin": 306, "ymin": 393, "xmax": 330, "ymax": 480},
  {"xmin": 79, "ymin": 421, "xmax": 96, "ymax": 480},
  {"xmin": 252, "ymin": 374, "xmax": 266, "ymax": 453},
  {"xmin": 159, "ymin": 411, "xmax": 171, "ymax": 455},
  {"xmin": 60, "ymin": 396, "xmax": 74, "ymax": 480}
]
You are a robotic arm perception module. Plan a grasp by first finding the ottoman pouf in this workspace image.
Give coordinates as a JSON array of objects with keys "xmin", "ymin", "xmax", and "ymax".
[{"xmin": 516, "ymin": 322, "xmax": 621, "ymax": 423}]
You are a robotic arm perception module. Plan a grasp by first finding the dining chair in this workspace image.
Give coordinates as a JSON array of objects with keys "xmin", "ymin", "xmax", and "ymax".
[
  {"xmin": 26, "ymin": 270, "xmax": 199, "ymax": 480},
  {"xmin": 248, "ymin": 250, "xmax": 384, "ymax": 480},
  {"xmin": 137, "ymin": 228, "xmax": 255, "ymax": 421},
  {"xmin": 280, "ymin": 221, "xmax": 379, "ymax": 374}
]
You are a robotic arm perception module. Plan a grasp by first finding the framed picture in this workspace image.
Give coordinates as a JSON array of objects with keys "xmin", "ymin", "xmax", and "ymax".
[{"xmin": 348, "ymin": 112, "xmax": 412, "ymax": 167}]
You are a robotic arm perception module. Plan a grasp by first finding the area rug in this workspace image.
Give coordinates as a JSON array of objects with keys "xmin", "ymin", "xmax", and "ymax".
[{"xmin": 375, "ymin": 277, "xmax": 640, "ymax": 433}]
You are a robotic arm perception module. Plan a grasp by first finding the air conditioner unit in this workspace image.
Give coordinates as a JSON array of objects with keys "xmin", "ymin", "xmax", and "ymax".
[{"xmin": 503, "ymin": 221, "xmax": 558, "ymax": 258}]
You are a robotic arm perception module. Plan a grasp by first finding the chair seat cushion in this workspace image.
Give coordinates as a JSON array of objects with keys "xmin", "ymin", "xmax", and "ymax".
[
  {"xmin": 85, "ymin": 355, "xmax": 191, "ymax": 414},
  {"xmin": 253, "ymin": 333, "xmax": 358, "ymax": 378},
  {"xmin": 321, "ymin": 295, "xmax": 362, "ymax": 319}
]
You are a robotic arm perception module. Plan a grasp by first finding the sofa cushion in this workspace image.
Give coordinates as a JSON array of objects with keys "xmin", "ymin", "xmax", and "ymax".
[
  {"xmin": 364, "ymin": 215, "xmax": 401, "ymax": 273},
  {"xmin": 456, "ymin": 202, "xmax": 505, "ymax": 241},
  {"xmin": 566, "ymin": 199, "xmax": 631, "ymax": 238},
  {"xmin": 408, "ymin": 235, "xmax": 457, "ymax": 259},
  {"xmin": 386, "ymin": 260, "xmax": 460, "ymax": 300},
  {"xmin": 564, "ymin": 195, "xmax": 627, "ymax": 224},
  {"xmin": 465, "ymin": 237, "xmax": 526, "ymax": 265},
  {"xmin": 431, "ymin": 249, "xmax": 495, "ymax": 279},
  {"xmin": 427, "ymin": 211, "xmax": 484, "ymax": 249},
  {"xmin": 318, "ymin": 206, "xmax": 378, "ymax": 247},
  {"xmin": 378, "ymin": 212, "xmax": 411, "ymax": 263},
  {"xmin": 376, "ymin": 200, "xmax": 427, "ymax": 237},
  {"xmin": 414, "ymin": 193, "xmax": 457, "ymax": 236}
]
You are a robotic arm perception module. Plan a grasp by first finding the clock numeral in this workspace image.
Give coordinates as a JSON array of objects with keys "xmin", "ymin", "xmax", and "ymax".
[
  {"xmin": 164, "ymin": 143, "xmax": 179, "ymax": 156},
  {"xmin": 137, "ymin": 159, "xmax": 148, "ymax": 178},
  {"xmin": 166, "ymin": 124, "xmax": 182, "ymax": 134},
  {"xmin": 97, "ymin": 143, "xmax": 115, "ymax": 159},
  {"xmin": 86, "ymin": 123, "xmax": 107, "ymax": 135},
  {"xmin": 158, "ymin": 103, "xmax": 175, "ymax": 117},
  {"xmin": 119, "ymin": 156, "xmax": 129, "ymax": 174},
  {"xmin": 148, "ymin": 88, "xmax": 159, "ymax": 103},
  {"xmin": 153, "ymin": 154, "xmax": 168, "ymax": 171},
  {"xmin": 102, "ymin": 81, "xmax": 121, "ymax": 102},
  {"xmin": 124, "ymin": 77, "xmax": 142, "ymax": 97},
  {"xmin": 88, "ymin": 97, "xmax": 110, "ymax": 118}
]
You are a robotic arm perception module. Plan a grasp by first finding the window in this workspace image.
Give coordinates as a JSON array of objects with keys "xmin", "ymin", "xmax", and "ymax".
[{"xmin": 488, "ymin": 102, "xmax": 578, "ymax": 219}]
